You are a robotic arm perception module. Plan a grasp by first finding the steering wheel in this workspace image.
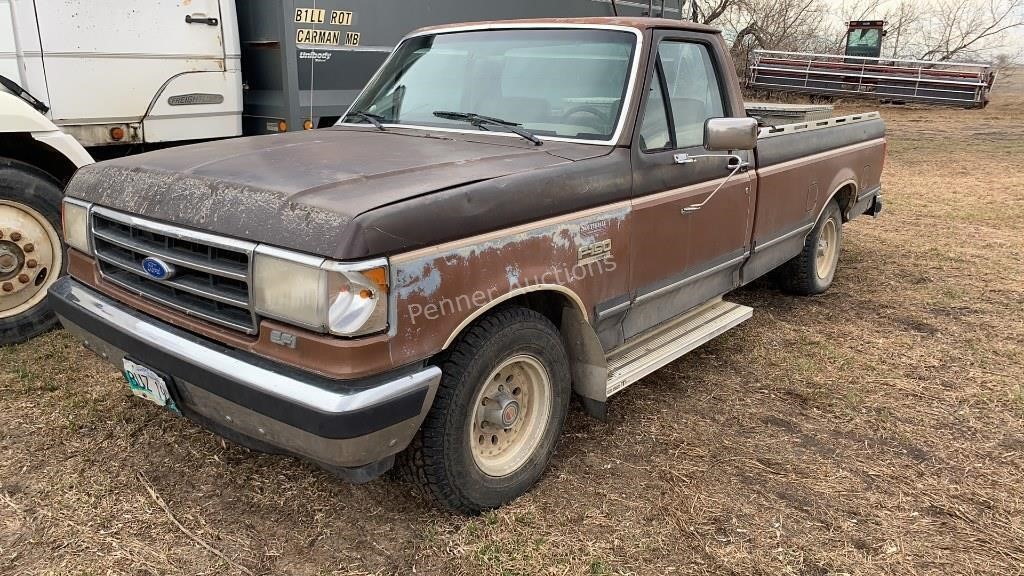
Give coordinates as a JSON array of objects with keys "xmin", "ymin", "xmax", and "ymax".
[{"xmin": 561, "ymin": 105, "xmax": 609, "ymax": 130}]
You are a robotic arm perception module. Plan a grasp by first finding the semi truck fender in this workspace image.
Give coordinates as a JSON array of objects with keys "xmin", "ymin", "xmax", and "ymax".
[{"xmin": 1, "ymin": 91, "xmax": 93, "ymax": 169}]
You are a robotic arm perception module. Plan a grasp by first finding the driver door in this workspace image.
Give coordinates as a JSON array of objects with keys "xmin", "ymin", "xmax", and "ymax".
[{"xmin": 624, "ymin": 33, "xmax": 755, "ymax": 339}]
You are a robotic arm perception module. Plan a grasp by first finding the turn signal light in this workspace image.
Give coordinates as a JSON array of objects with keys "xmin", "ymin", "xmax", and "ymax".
[
  {"xmin": 303, "ymin": 119, "xmax": 314, "ymax": 130},
  {"xmin": 109, "ymin": 127, "xmax": 125, "ymax": 141},
  {"xmin": 277, "ymin": 120, "xmax": 288, "ymax": 132}
]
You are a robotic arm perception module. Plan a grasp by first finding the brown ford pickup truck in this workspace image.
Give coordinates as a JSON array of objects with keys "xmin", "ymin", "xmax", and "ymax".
[{"xmin": 50, "ymin": 17, "xmax": 885, "ymax": 513}]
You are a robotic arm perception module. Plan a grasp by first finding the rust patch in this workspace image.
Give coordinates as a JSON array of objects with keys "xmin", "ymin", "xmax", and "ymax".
[{"xmin": 392, "ymin": 205, "xmax": 632, "ymax": 355}]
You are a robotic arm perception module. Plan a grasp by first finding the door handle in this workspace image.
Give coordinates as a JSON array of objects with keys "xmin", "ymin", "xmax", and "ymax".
[
  {"xmin": 185, "ymin": 14, "xmax": 219, "ymax": 26},
  {"xmin": 727, "ymin": 158, "xmax": 750, "ymax": 172},
  {"xmin": 679, "ymin": 153, "xmax": 750, "ymax": 214}
]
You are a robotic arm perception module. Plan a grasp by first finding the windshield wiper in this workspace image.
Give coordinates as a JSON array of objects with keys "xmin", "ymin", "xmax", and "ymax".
[
  {"xmin": 345, "ymin": 110, "xmax": 387, "ymax": 131},
  {"xmin": 433, "ymin": 111, "xmax": 543, "ymax": 146},
  {"xmin": 0, "ymin": 74, "xmax": 49, "ymax": 114}
]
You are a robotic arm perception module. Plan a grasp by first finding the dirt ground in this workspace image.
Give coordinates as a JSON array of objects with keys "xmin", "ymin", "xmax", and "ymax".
[{"xmin": 2, "ymin": 74, "xmax": 1023, "ymax": 576}]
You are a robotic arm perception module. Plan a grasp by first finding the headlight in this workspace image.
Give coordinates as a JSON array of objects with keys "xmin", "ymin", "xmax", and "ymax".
[
  {"xmin": 61, "ymin": 198, "xmax": 92, "ymax": 255},
  {"xmin": 253, "ymin": 246, "xmax": 389, "ymax": 336}
]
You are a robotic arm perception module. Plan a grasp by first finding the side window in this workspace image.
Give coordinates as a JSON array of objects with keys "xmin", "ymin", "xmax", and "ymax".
[
  {"xmin": 639, "ymin": 66, "xmax": 672, "ymax": 151},
  {"xmin": 658, "ymin": 42, "xmax": 725, "ymax": 149}
]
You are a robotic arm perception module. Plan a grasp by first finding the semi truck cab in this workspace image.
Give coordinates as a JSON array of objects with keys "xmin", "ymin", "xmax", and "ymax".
[{"xmin": 3, "ymin": 0, "xmax": 243, "ymax": 148}]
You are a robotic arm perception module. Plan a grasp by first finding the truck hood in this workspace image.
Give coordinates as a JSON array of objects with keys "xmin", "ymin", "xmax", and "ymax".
[{"xmin": 65, "ymin": 127, "xmax": 608, "ymax": 258}]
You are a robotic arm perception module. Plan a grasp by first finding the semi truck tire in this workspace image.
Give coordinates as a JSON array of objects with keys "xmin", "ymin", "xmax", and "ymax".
[
  {"xmin": 0, "ymin": 158, "xmax": 66, "ymax": 345},
  {"xmin": 777, "ymin": 199, "xmax": 843, "ymax": 295},
  {"xmin": 401, "ymin": 306, "xmax": 571, "ymax": 514}
]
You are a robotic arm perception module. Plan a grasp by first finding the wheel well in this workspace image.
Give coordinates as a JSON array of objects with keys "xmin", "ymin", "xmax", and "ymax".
[
  {"xmin": 0, "ymin": 133, "xmax": 79, "ymax": 185},
  {"xmin": 441, "ymin": 287, "xmax": 588, "ymax": 350},
  {"xmin": 439, "ymin": 287, "xmax": 608, "ymax": 418},
  {"xmin": 833, "ymin": 183, "xmax": 857, "ymax": 222},
  {"xmin": 498, "ymin": 290, "xmax": 578, "ymax": 330}
]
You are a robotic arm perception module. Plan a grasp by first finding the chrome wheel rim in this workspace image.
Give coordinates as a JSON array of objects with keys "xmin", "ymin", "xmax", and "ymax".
[
  {"xmin": 815, "ymin": 217, "xmax": 838, "ymax": 280},
  {"xmin": 0, "ymin": 201, "xmax": 61, "ymax": 319},
  {"xmin": 469, "ymin": 354, "xmax": 552, "ymax": 477}
]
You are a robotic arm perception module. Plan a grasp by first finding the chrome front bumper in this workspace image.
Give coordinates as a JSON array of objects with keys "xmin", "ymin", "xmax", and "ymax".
[{"xmin": 49, "ymin": 277, "xmax": 441, "ymax": 479}]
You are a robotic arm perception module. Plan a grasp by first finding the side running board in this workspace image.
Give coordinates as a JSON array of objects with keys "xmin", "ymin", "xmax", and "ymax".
[{"xmin": 606, "ymin": 299, "xmax": 753, "ymax": 397}]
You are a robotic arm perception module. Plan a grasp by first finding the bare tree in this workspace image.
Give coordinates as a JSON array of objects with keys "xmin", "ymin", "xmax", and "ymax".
[
  {"xmin": 829, "ymin": 0, "xmax": 1024, "ymax": 62},
  {"xmin": 718, "ymin": 0, "xmax": 1022, "ymax": 77},
  {"xmin": 848, "ymin": 0, "xmax": 884, "ymax": 21},
  {"xmin": 883, "ymin": 1, "xmax": 921, "ymax": 58},
  {"xmin": 913, "ymin": 0, "xmax": 1024, "ymax": 62},
  {"xmin": 688, "ymin": 0, "xmax": 734, "ymax": 24},
  {"xmin": 718, "ymin": 0, "xmax": 832, "ymax": 71},
  {"xmin": 826, "ymin": 0, "xmax": 916, "ymax": 56},
  {"xmin": 991, "ymin": 51, "xmax": 1022, "ymax": 80}
]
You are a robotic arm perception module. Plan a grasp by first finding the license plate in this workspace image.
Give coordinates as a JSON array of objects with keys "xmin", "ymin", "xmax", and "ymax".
[{"xmin": 123, "ymin": 359, "xmax": 180, "ymax": 414}]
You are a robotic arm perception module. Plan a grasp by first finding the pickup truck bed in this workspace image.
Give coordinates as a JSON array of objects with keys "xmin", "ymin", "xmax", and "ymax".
[{"xmin": 746, "ymin": 111, "xmax": 885, "ymax": 280}]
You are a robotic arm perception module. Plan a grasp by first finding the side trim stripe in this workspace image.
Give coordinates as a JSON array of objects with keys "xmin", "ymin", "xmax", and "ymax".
[
  {"xmin": 753, "ymin": 223, "xmax": 815, "ymax": 253},
  {"xmin": 635, "ymin": 252, "xmax": 748, "ymax": 304},
  {"xmin": 857, "ymin": 185, "xmax": 882, "ymax": 202},
  {"xmin": 756, "ymin": 138, "xmax": 885, "ymax": 175}
]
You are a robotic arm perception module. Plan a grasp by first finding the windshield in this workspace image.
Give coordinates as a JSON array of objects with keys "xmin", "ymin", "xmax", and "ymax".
[
  {"xmin": 846, "ymin": 28, "xmax": 883, "ymax": 57},
  {"xmin": 345, "ymin": 28, "xmax": 638, "ymax": 142}
]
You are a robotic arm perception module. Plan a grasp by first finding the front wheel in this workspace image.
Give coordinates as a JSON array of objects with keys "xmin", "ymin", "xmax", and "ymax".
[
  {"xmin": 0, "ymin": 159, "xmax": 66, "ymax": 345},
  {"xmin": 776, "ymin": 199, "xmax": 843, "ymax": 295},
  {"xmin": 401, "ymin": 307, "xmax": 571, "ymax": 514}
]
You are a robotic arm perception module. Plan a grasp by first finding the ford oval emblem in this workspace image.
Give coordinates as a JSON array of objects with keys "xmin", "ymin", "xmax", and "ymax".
[{"xmin": 141, "ymin": 257, "xmax": 175, "ymax": 280}]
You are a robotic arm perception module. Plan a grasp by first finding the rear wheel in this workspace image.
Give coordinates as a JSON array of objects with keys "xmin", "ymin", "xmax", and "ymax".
[
  {"xmin": 777, "ymin": 199, "xmax": 843, "ymax": 295},
  {"xmin": 0, "ymin": 159, "xmax": 65, "ymax": 345},
  {"xmin": 401, "ymin": 307, "xmax": 571, "ymax": 514}
]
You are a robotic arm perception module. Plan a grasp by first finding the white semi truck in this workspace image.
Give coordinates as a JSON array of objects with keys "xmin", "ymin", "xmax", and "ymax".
[{"xmin": 0, "ymin": 0, "xmax": 666, "ymax": 344}]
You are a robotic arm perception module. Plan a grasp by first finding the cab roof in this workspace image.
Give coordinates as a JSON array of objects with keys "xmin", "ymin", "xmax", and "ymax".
[{"xmin": 411, "ymin": 17, "xmax": 721, "ymax": 37}]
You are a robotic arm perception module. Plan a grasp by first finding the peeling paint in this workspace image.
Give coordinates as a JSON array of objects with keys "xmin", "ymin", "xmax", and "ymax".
[
  {"xmin": 505, "ymin": 264, "xmax": 521, "ymax": 287},
  {"xmin": 392, "ymin": 205, "xmax": 631, "ymax": 352},
  {"xmin": 395, "ymin": 262, "xmax": 442, "ymax": 299},
  {"xmin": 66, "ymin": 165, "xmax": 350, "ymax": 256}
]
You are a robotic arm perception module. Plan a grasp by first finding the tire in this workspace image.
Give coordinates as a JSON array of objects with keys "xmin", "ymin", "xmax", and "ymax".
[
  {"xmin": 400, "ymin": 306, "xmax": 571, "ymax": 514},
  {"xmin": 0, "ymin": 159, "xmax": 67, "ymax": 345},
  {"xmin": 776, "ymin": 199, "xmax": 843, "ymax": 296}
]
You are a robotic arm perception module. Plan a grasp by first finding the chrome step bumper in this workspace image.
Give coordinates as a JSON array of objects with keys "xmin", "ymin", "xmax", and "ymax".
[{"xmin": 49, "ymin": 277, "xmax": 441, "ymax": 478}]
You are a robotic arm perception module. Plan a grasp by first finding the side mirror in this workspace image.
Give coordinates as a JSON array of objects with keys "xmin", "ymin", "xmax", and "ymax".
[{"xmin": 704, "ymin": 117, "xmax": 758, "ymax": 151}]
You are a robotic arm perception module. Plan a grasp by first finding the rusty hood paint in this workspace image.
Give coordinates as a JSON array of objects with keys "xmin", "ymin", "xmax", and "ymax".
[{"xmin": 65, "ymin": 126, "xmax": 610, "ymax": 258}]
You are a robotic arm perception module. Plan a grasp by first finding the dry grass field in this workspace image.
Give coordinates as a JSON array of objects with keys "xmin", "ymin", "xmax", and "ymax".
[{"xmin": 2, "ymin": 75, "xmax": 1023, "ymax": 576}]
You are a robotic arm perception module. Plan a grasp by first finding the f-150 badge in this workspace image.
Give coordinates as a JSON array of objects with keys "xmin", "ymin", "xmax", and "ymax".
[{"xmin": 578, "ymin": 239, "xmax": 612, "ymax": 265}]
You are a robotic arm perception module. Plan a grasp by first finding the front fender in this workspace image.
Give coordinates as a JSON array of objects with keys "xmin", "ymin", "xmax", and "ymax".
[
  {"xmin": 31, "ymin": 130, "xmax": 94, "ymax": 169},
  {"xmin": 0, "ymin": 91, "xmax": 59, "ymax": 133},
  {"xmin": 1, "ymin": 91, "xmax": 93, "ymax": 169}
]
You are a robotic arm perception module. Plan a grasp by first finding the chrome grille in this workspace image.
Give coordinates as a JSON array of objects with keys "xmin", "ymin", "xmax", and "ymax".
[{"xmin": 90, "ymin": 207, "xmax": 258, "ymax": 334}]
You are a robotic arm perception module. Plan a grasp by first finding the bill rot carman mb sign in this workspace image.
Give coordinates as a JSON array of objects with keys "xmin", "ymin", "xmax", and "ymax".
[{"xmin": 294, "ymin": 7, "xmax": 360, "ymax": 47}]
